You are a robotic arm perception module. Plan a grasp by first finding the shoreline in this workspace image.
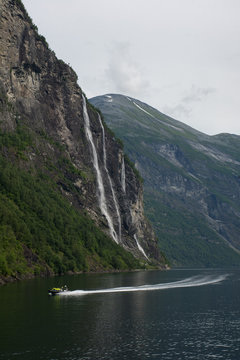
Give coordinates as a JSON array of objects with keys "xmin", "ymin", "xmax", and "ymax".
[{"xmin": 0, "ymin": 265, "xmax": 169, "ymax": 286}]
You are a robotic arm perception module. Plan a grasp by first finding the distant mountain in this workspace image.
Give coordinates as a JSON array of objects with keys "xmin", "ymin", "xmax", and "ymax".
[
  {"xmin": 0, "ymin": 0, "xmax": 166, "ymax": 283},
  {"xmin": 90, "ymin": 94, "xmax": 240, "ymax": 267}
]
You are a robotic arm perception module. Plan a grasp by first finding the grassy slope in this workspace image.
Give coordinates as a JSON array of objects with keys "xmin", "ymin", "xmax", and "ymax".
[{"xmin": 90, "ymin": 94, "xmax": 240, "ymax": 267}]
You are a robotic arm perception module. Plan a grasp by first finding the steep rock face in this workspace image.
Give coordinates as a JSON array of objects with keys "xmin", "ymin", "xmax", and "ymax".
[
  {"xmin": 90, "ymin": 94, "xmax": 240, "ymax": 267},
  {"xmin": 0, "ymin": 0, "xmax": 163, "ymax": 265}
]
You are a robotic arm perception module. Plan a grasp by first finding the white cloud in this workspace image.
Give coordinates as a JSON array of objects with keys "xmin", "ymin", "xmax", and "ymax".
[
  {"xmin": 105, "ymin": 42, "xmax": 149, "ymax": 98},
  {"xmin": 163, "ymin": 85, "xmax": 216, "ymax": 125},
  {"xmin": 182, "ymin": 85, "xmax": 216, "ymax": 104},
  {"xmin": 22, "ymin": 0, "xmax": 240, "ymax": 135},
  {"xmin": 163, "ymin": 104, "xmax": 192, "ymax": 121}
]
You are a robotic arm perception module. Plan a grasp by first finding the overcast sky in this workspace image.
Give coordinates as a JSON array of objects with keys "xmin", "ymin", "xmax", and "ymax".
[{"xmin": 22, "ymin": 0, "xmax": 240, "ymax": 135}]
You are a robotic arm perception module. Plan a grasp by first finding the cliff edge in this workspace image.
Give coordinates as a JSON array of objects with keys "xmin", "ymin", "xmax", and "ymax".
[{"xmin": 0, "ymin": 0, "xmax": 167, "ymax": 281}]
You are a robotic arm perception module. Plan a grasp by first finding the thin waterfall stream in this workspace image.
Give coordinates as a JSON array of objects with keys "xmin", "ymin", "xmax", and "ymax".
[
  {"xmin": 121, "ymin": 156, "xmax": 126, "ymax": 193},
  {"xmin": 82, "ymin": 95, "xmax": 118, "ymax": 243},
  {"xmin": 98, "ymin": 114, "xmax": 122, "ymax": 242},
  {"xmin": 134, "ymin": 234, "xmax": 149, "ymax": 259}
]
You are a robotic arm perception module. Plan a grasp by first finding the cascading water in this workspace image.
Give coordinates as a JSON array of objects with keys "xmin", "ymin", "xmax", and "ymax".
[
  {"xmin": 134, "ymin": 234, "xmax": 149, "ymax": 260},
  {"xmin": 121, "ymin": 156, "xmax": 126, "ymax": 193},
  {"xmin": 82, "ymin": 95, "xmax": 118, "ymax": 243},
  {"xmin": 98, "ymin": 114, "xmax": 122, "ymax": 242}
]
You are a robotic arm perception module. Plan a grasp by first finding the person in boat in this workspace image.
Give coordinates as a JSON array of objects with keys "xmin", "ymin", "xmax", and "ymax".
[{"xmin": 48, "ymin": 285, "xmax": 68, "ymax": 295}]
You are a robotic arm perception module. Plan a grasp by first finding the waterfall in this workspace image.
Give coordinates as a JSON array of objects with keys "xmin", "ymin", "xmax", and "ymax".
[
  {"xmin": 82, "ymin": 95, "xmax": 118, "ymax": 243},
  {"xmin": 134, "ymin": 234, "xmax": 149, "ymax": 260},
  {"xmin": 121, "ymin": 156, "xmax": 126, "ymax": 193},
  {"xmin": 98, "ymin": 114, "xmax": 122, "ymax": 242}
]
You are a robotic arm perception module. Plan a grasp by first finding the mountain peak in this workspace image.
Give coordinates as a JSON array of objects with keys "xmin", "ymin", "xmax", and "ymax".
[{"xmin": 90, "ymin": 94, "xmax": 240, "ymax": 267}]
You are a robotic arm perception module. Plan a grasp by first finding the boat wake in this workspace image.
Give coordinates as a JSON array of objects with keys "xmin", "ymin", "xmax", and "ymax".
[{"xmin": 59, "ymin": 274, "xmax": 228, "ymax": 297}]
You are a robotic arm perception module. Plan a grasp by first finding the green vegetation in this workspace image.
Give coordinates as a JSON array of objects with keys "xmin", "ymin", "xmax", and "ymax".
[
  {"xmin": 0, "ymin": 118, "xmax": 142, "ymax": 280},
  {"xmin": 0, "ymin": 221, "xmax": 28, "ymax": 277},
  {"xmin": 90, "ymin": 94, "xmax": 240, "ymax": 267},
  {"xmin": 0, "ymin": 125, "xmax": 33, "ymax": 151},
  {"xmin": 144, "ymin": 194, "xmax": 240, "ymax": 267},
  {"xmin": 0, "ymin": 154, "xmax": 141, "ymax": 278}
]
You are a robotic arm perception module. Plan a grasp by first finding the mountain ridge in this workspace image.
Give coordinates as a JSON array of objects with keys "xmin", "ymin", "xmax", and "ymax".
[{"xmin": 90, "ymin": 93, "xmax": 240, "ymax": 267}]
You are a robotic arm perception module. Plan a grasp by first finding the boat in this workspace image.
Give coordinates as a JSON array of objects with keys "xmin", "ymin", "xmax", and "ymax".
[{"xmin": 48, "ymin": 285, "xmax": 68, "ymax": 296}]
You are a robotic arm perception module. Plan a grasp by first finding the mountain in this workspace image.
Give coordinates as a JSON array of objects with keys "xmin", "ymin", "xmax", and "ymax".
[
  {"xmin": 0, "ymin": 0, "xmax": 166, "ymax": 283},
  {"xmin": 89, "ymin": 94, "xmax": 240, "ymax": 267}
]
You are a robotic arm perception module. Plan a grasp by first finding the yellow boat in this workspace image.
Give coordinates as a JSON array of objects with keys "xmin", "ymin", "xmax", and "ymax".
[{"xmin": 48, "ymin": 285, "xmax": 68, "ymax": 295}]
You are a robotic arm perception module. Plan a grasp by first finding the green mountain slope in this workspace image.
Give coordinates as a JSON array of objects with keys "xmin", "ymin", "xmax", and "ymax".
[{"xmin": 90, "ymin": 94, "xmax": 240, "ymax": 267}]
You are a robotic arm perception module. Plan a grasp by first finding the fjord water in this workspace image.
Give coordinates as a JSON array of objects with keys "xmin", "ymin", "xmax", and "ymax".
[{"xmin": 1, "ymin": 269, "xmax": 240, "ymax": 360}]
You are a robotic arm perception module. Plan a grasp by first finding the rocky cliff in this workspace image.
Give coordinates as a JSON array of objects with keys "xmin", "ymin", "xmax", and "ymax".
[
  {"xmin": 0, "ymin": 0, "xmax": 166, "ymax": 281},
  {"xmin": 90, "ymin": 94, "xmax": 240, "ymax": 267}
]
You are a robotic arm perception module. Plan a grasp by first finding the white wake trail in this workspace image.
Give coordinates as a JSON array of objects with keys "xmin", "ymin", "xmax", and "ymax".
[{"xmin": 60, "ymin": 274, "xmax": 228, "ymax": 297}]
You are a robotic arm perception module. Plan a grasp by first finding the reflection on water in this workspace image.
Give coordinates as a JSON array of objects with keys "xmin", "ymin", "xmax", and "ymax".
[{"xmin": 0, "ymin": 269, "xmax": 240, "ymax": 360}]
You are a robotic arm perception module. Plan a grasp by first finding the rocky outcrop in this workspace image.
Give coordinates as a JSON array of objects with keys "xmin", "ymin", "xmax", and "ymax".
[{"xmin": 0, "ymin": 0, "xmax": 164, "ymax": 264}]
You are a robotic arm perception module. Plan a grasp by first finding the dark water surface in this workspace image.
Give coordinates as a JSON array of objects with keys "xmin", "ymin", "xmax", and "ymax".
[{"xmin": 0, "ymin": 268, "xmax": 240, "ymax": 360}]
